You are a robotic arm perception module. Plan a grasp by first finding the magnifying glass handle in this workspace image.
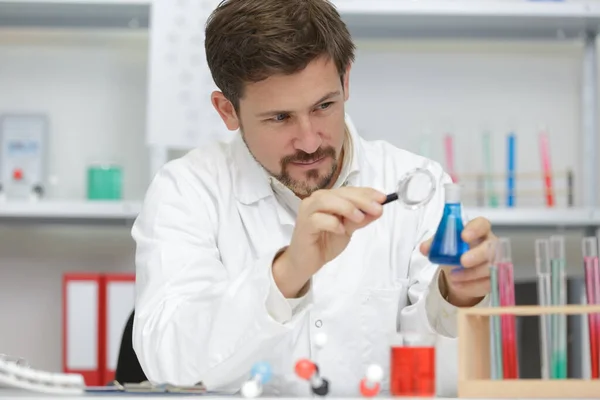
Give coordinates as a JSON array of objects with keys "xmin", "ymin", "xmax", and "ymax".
[
  {"xmin": 359, "ymin": 193, "xmax": 398, "ymax": 215},
  {"xmin": 382, "ymin": 192, "xmax": 398, "ymax": 205}
]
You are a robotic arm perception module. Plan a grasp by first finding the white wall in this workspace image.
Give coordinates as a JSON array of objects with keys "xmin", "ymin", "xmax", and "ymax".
[
  {"xmin": 0, "ymin": 30, "xmax": 594, "ymax": 373},
  {"xmin": 0, "ymin": 29, "xmax": 146, "ymax": 372}
]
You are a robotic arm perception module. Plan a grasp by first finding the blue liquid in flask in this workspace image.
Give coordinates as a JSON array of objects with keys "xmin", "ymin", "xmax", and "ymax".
[{"xmin": 428, "ymin": 183, "xmax": 469, "ymax": 267}]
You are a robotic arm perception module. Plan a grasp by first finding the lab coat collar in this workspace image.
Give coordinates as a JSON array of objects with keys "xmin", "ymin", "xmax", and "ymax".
[
  {"xmin": 231, "ymin": 113, "xmax": 363, "ymax": 205},
  {"xmin": 337, "ymin": 114, "xmax": 362, "ymax": 188},
  {"xmin": 230, "ymin": 134, "xmax": 273, "ymax": 205}
]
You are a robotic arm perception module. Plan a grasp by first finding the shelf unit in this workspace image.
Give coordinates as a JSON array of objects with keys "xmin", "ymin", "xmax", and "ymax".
[
  {"xmin": 336, "ymin": 0, "xmax": 600, "ymax": 39},
  {"xmin": 0, "ymin": 0, "xmax": 599, "ymax": 228},
  {"xmin": 4, "ymin": 0, "xmax": 600, "ymax": 36},
  {"xmin": 0, "ymin": 200, "xmax": 140, "ymax": 225},
  {"xmin": 334, "ymin": 0, "xmax": 599, "ymax": 210},
  {"xmin": 1, "ymin": 201, "xmax": 599, "ymax": 230},
  {"xmin": 0, "ymin": 0, "xmax": 150, "ymax": 29},
  {"xmin": 467, "ymin": 207, "xmax": 599, "ymax": 229}
]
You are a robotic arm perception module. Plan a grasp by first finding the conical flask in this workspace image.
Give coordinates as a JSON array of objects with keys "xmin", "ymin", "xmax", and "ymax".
[{"xmin": 428, "ymin": 183, "xmax": 469, "ymax": 267}]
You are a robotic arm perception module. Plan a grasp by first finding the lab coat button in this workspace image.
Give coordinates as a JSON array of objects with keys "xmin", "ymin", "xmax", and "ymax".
[{"xmin": 315, "ymin": 319, "xmax": 323, "ymax": 328}]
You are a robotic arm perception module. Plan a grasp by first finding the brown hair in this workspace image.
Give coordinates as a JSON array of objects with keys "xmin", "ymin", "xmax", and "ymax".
[{"xmin": 205, "ymin": 0, "xmax": 355, "ymax": 111}]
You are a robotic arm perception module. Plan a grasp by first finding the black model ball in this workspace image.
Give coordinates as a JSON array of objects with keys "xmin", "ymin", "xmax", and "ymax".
[{"xmin": 311, "ymin": 378, "xmax": 329, "ymax": 397}]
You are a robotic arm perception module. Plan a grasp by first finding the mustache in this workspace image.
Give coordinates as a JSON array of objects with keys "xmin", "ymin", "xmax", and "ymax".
[{"xmin": 281, "ymin": 147, "xmax": 336, "ymax": 166}]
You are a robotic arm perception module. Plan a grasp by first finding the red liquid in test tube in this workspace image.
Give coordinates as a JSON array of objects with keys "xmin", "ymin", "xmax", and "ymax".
[
  {"xmin": 585, "ymin": 256, "xmax": 599, "ymax": 379},
  {"xmin": 496, "ymin": 238, "xmax": 518, "ymax": 379},
  {"xmin": 583, "ymin": 237, "xmax": 600, "ymax": 379}
]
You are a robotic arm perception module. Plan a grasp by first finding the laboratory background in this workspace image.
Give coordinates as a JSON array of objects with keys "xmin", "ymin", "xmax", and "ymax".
[{"xmin": 1, "ymin": 0, "xmax": 600, "ymax": 396}]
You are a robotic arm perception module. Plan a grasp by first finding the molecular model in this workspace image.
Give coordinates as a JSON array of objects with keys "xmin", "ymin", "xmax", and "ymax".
[
  {"xmin": 359, "ymin": 364, "xmax": 384, "ymax": 397},
  {"xmin": 241, "ymin": 361, "xmax": 273, "ymax": 398},
  {"xmin": 294, "ymin": 332, "xmax": 330, "ymax": 396},
  {"xmin": 295, "ymin": 359, "xmax": 330, "ymax": 396}
]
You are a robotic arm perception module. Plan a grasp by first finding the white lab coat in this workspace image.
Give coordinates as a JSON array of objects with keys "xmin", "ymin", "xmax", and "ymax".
[{"xmin": 131, "ymin": 115, "xmax": 485, "ymax": 396}]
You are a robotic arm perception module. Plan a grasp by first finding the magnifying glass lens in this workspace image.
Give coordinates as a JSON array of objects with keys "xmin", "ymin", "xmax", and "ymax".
[{"xmin": 396, "ymin": 168, "xmax": 436, "ymax": 210}]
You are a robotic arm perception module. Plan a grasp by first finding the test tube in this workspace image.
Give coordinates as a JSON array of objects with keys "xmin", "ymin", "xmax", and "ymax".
[
  {"xmin": 482, "ymin": 130, "xmax": 499, "ymax": 208},
  {"xmin": 496, "ymin": 238, "xmax": 518, "ymax": 379},
  {"xmin": 496, "ymin": 237, "xmax": 511, "ymax": 262},
  {"xmin": 583, "ymin": 237, "xmax": 600, "ymax": 379},
  {"xmin": 444, "ymin": 133, "xmax": 457, "ymax": 183},
  {"xmin": 593, "ymin": 242, "xmax": 600, "ymax": 378},
  {"xmin": 488, "ymin": 240, "xmax": 503, "ymax": 380},
  {"xmin": 550, "ymin": 235, "xmax": 567, "ymax": 379},
  {"xmin": 535, "ymin": 239, "xmax": 552, "ymax": 380}
]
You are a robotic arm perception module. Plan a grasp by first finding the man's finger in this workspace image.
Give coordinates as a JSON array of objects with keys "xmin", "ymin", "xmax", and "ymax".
[
  {"xmin": 462, "ymin": 217, "xmax": 492, "ymax": 243},
  {"xmin": 344, "ymin": 213, "xmax": 380, "ymax": 235},
  {"xmin": 303, "ymin": 191, "xmax": 368, "ymax": 224},
  {"xmin": 450, "ymin": 276, "xmax": 491, "ymax": 298},
  {"xmin": 310, "ymin": 188, "xmax": 385, "ymax": 219},
  {"xmin": 447, "ymin": 263, "xmax": 490, "ymax": 283},
  {"xmin": 309, "ymin": 212, "xmax": 346, "ymax": 236},
  {"xmin": 337, "ymin": 187, "xmax": 386, "ymax": 217},
  {"xmin": 460, "ymin": 239, "xmax": 495, "ymax": 268},
  {"xmin": 338, "ymin": 186, "xmax": 387, "ymax": 205}
]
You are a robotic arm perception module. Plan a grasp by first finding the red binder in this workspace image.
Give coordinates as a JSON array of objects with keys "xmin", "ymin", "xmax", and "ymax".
[
  {"xmin": 101, "ymin": 273, "xmax": 136, "ymax": 384},
  {"xmin": 62, "ymin": 273, "xmax": 105, "ymax": 386}
]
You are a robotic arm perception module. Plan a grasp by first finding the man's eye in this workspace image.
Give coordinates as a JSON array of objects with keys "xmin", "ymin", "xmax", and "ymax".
[
  {"xmin": 317, "ymin": 102, "xmax": 333, "ymax": 110},
  {"xmin": 273, "ymin": 114, "xmax": 289, "ymax": 122}
]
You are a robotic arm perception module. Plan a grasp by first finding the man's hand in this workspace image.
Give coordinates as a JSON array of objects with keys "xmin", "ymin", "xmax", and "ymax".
[
  {"xmin": 273, "ymin": 187, "xmax": 386, "ymax": 298},
  {"xmin": 420, "ymin": 217, "xmax": 495, "ymax": 307}
]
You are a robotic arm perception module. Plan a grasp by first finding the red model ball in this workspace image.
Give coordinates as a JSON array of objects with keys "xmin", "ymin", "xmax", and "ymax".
[
  {"xmin": 359, "ymin": 378, "xmax": 380, "ymax": 397},
  {"xmin": 294, "ymin": 359, "xmax": 316, "ymax": 380}
]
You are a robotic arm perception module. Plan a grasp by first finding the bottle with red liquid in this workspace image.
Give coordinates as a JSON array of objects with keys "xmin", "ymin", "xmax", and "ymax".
[{"xmin": 390, "ymin": 333, "xmax": 436, "ymax": 397}]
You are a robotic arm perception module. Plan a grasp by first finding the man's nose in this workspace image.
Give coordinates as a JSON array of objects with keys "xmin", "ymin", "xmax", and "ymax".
[{"xmin": 294, "ymin": 117, "xmax": 322, "ymax": 154}]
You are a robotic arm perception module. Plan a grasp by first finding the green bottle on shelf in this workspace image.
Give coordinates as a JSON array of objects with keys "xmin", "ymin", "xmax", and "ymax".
[{"xmin": 87, "ymin": 164, "xmax": 122, "ymax": 201}]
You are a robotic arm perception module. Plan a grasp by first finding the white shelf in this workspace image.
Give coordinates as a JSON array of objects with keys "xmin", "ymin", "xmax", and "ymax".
[
  {"xmin": 0, "ymin": 201, "xmax": 597, "ymax": 229},
  {"xmin": 0, "ymin": 0, "xmax": 150, "ymax": 29},
  {"xmin": 2, "ymin": 0, "xmax": 600, "ymax": 38},
  {"xmin": 466, "ymin": 207, "xmax": 598, "ymax": 228},
  {"xmin": 0, "ymin": 200, "xmax": 141, "ymax": 224},
  {"xmin": 335, "ymin": 0, "xmax": 600, "ymax": 39}
]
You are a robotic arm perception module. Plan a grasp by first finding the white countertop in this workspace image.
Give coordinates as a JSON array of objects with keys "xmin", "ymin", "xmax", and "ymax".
[
  {"xmin": 0, "ymin": 389, "xmax": 220, "ymax": 399},
  {"xmin": 0, "ymin": 389, "xmax": 594, "ymax": 400}
]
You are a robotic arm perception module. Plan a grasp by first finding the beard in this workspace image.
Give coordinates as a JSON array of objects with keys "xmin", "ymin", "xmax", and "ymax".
[
  {"xmin": 275, "ymin": 146, "xmax": 338, "ymax": 197},
  {"xmin": 241, "ymin": 133, "xmax": 339, "ymax": 197}
]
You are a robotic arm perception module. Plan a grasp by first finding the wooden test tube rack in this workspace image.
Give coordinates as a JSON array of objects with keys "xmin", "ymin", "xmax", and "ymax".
[{"xmin": 457, "ymin": 304, "xmax": 600, "ymax": 398}]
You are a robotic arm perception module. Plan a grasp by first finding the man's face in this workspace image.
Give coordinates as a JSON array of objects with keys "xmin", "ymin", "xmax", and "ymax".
[{"xmin": 222, "ymin": 57, "xmax": 350, "ymax": 198}]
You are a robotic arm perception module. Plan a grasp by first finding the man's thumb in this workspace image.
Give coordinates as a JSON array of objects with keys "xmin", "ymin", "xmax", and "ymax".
[{"xmin": 420, "ymin": 237, "xmax": 433, "ymax": 255}]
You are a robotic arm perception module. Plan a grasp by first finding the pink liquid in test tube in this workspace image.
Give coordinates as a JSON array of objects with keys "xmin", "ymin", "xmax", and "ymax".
[
  {"xmin": 497, "ymin": 238, "xmax": 518, "ymax": 379},
  {"xmin": 583, "ymin": 237, "xmax": 600, "ymax": 379}
]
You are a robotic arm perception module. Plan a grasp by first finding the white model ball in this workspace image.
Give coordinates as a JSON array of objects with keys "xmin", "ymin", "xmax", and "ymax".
[
  {"xmin": 366, "ymin": 364, "xmax": 384, "ymax": 383},
  {"xmin": 241, "ymin": 380, "xmax": 261, "ymax": 398},
  {"xmin": 314, "ymin": 332, "xmax": 328, "ymax": 348}
]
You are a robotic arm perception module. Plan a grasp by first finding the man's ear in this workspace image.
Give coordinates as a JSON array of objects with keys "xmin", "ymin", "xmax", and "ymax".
[
  {"xmin": 211, "ymin": 91, "xmax": 240, "ymax": 131},
  {"xmin": 342, "ymin": 64, "xmax": 351, "ymax": 101}
]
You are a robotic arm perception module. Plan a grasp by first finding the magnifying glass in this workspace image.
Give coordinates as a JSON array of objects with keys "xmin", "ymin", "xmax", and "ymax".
[{"xmin": 382, "ymin": 166, "xmax": 437, "ymax": 210}]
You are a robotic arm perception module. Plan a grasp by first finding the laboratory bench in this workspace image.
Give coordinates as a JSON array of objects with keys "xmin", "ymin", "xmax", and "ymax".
[{"xmin": 0, "ymin": 391, "xmax": 591, "ymax": 400}]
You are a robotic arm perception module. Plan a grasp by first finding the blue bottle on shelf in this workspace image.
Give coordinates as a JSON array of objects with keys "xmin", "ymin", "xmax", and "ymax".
[{"xmin": 428, "ymin": 183, "xmax": 469, "ymax": 267}]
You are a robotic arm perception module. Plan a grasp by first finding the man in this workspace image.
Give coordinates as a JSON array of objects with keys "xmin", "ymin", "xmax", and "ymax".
[{"xmin": 132, "ymin": 0, "xmax": 495, "ymax": 396}]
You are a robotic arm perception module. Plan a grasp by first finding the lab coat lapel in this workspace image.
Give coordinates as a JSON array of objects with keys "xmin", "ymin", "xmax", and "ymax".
[
  {"xmin": 274, "ymin": 203, "xmax": 296, "ymax": 237},
  {"xmin": 230, "ymin": 134, "xmax": 291, "ymax": 257}
]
